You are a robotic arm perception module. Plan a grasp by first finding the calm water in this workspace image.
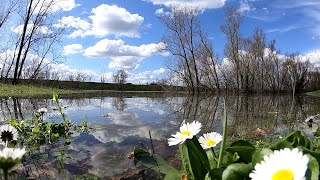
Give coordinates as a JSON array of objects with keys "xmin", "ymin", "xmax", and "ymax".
[{"xmin": 1, "ymin": 93, "xmax": 320, "ymax": 179}]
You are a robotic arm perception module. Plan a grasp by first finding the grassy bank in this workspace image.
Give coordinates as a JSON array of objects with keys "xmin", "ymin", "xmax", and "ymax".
[
  {"xmin": 0, "ymin": 83, "xmax": 186, "ymax": 98},
  {"xmin": 0, "ymin": 78, "xmax": 185, "ymax": 91},
  {"xmin": 0, "ymin": 84, "xmax": 79, "ymax": 97}
]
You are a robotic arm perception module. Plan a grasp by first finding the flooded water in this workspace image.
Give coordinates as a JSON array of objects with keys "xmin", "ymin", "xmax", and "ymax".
[{"xmin": 1, "ymin": 93, "xmax": 320, "ymax": 179}]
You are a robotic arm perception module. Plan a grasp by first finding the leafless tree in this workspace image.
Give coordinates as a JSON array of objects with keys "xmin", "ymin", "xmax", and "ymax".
[
  {"xmin": 220, "ymin": 6, "xmax": 243, "ymax": 91},
  {"xmin": 11, "ymin": 0, "xmax": 65, "ymax": 84},
  {"xmin": 113, "ymin": 69, "xmax": 128, "ymax": 85}
]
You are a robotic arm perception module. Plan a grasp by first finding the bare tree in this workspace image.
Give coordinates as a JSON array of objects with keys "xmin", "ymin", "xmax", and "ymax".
[
  {"xmin": 220, "ymin": 6, "xmax": 243, "ymax": 91},
  {"xmin": 12, "ymin": 0, "xmax": 64, "ymax": 84},
  {"xmin": 113, "ymin": 69, "xmax": 128, "ymax": 89}
]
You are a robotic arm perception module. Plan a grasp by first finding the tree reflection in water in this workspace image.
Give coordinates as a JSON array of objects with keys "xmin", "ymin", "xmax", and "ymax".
[{"xmin": 0, "ymin": 94, "xmax": 319, "ymax": 179}]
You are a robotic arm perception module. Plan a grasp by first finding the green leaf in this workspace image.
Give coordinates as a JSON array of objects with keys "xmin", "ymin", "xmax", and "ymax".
[
  {"xmin": 271, "ymin": 131, "xmax": 312, "ymax": 150},
  {"xmin": 252, "ymin": 148, "xmax": 273, "ymax": 166},
  {"xmin": 298, "ymin": 146, "xmax": 320, "ymax": 167},
  {"xmin": 164, "ymin": 172, "xmax": 181, "ymax": 180},
  {"xmin": 306, "ymin": 154, "xmax": 320, "ymax": 180},
  {"xmin": 133, "ymin": 147, "xmax": 179, "ymax": 176},
  {"xmin": 222, "ymin": 163, "xmax": 253, "ymax": 180},
  {"xmin": 206, "ymin": 150, "xmax": 217, "ymax": 169},
  {"xmin": 205, "ymin": 168, "xmax": 224, "ymax": 180},
  {"xmin": 52, "ymin": 92, "xmax": 58, "ymax": 102},
  {"xmin": 179, "ymin": 138, "xmax": 210, "ymax": 180},
  {"xmin": 225, "ymin": 141, "xmax": 256, "ymax": 163}
]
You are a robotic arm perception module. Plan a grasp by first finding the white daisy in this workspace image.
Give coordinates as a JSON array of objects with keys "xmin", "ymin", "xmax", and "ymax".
[
  {"xmin": 0, "ymin": 147, "xmax": 26, "ymax": 170},
  {"xmin": 250, "ymin": 148, "xmax": 309, "ymax": 180},
  {"xmin": 0, "ymin": 148, "xmax": 26, "ymax": 160},
  {"xmin": 168, "ymin": 121, "xmax": 202, "ymax": 146},
  {"xmin": 0, "ymin": 125, "xmax": 19, "ymax": 144},
  {"xmin": 37, "ymin": 108, "xmax": 48, "ymax": 114},
  {"xmin": 198, "ymin": 132, "xmax": 222, "ymax": 149}
]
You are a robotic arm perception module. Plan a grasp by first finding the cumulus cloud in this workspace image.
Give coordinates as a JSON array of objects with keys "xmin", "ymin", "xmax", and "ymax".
[
  {"xmin": 84, "ymin": 38, "xmax": 166, "ymax": 70},
  {"xmin": 12, "ymin": 24, "xmax": 52, "ymax": 34},
  {"xmin": 86, "ymin": 4, "xmax": 144, "ymax": 38},
  {"xmin": 127, "ymin": 68, "xmax": 168, "ymax": 84},
  {"xmin": 54, "ymin": 4, "xmax": 144, "ymax": 38},
  {"xmin": 63, "ymin": 44, "xmax": 83, "ymax": 55},
  {"xmin": 0, "ymin": 50, "xmax": 97, "ymax": 81},
  {"xmin": 54, "ymin": 16, "xmax": 90, "ymax": 38},
  {"xmin": 32, "ymin": 0, "xmax": 79, "ymax": 13},
  {"xmin": 145, "ymin": 0, "xmax": 226, "ymax": 10},
  {"xmin": 303, "ymin": 49, "xmax": 320, "ymax": 67}
]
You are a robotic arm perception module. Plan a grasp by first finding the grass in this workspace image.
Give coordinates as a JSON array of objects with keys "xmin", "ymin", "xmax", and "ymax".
[
  {"xmin": 0, "ymin": 83, "xmax": 185, "ymax": 98},
  {"xmin": 305, "ymin": 90, "xmax": 320, "ymax": 97},
  {"xmin": 0, "ymin": 84, "xmax": 78, "ymax": 97}
]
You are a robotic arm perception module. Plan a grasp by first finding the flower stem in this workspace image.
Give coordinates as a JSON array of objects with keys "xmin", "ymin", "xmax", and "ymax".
[
  {"xmin": 3, "ymin": 169, "xmax": 8, "ymax": 180},
  {"xmin": 217, "ymin": 99, "xmax": 227, "ymax": 168},
  {"xmin": 211, "ymin": 147, "xmax": 217, "ymax": 158}
]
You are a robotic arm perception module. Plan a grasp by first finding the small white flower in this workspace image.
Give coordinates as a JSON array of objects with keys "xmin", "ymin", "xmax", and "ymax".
[
  {"xmin": 0, "ymin": 125, "xmax": 19, "ymax": 143},
  {"xmin": 168, "ymin": 121, "xmax": 202, "ymax": 146},
  {"xmin": 0, "ymin": 147, "xmax": 26, "ymax": 170},
  {"xmin": 37, "ymin": 108, "xmax": 48, "ymax": 114},
  {"xmin": 0, "ymin": 148, "xmax": 26, "ymax": 160},
  {"xmin": 250, "ymin": 148, "xmax": 309, "ymax": 180},
  {"xmin": 198, "ymin": 132, "xmax": 222, "ymax": 149}
]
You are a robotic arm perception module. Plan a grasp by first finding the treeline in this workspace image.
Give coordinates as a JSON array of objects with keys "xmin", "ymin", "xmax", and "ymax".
[
  {"xmin": 0, "ymin": 78, "xmax": 175, "ymax": 91},
  {"xmin": 162, "ymin": 7, "xmax": 320, "ymax": 94}
]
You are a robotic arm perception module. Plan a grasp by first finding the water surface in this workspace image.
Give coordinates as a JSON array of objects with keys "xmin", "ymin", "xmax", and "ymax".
[{"xmin": 1, "ymin": 93, "xmax": 320, "ymax": 179}]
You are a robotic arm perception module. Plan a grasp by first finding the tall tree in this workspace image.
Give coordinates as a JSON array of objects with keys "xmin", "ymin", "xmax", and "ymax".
[
  {"xmin": 12, "ymin": 0, "xmax": 64, "ymax": 84},
  {"xmin": 220, "ymin": 6, "xmax": 243, "ymax": 91}
]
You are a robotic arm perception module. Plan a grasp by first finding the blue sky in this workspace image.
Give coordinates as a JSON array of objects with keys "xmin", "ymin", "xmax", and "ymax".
[{"xmin": 13, "ymin": 0, "xmax": 320, "ymax": 83}]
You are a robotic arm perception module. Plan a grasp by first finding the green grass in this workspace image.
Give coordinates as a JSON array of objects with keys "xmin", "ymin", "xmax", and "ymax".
[
  {"xmin": 305, "ymin": 90, "xmax": 320, "ymax": 97},
  {"xmin": 0, "ymin": 84, "xmax": 78, "ymax": 97}
]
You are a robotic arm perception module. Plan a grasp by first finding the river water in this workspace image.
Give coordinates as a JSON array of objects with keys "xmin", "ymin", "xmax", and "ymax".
[{"xmin": 1, "ymin": 93, "xmax": 320, "ymax": 179}]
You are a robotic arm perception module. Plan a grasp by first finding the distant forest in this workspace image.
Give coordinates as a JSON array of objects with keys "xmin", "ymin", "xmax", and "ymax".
[{"xmin": 161, "ymin": 7, "xmax": 320, "ymax": 94}]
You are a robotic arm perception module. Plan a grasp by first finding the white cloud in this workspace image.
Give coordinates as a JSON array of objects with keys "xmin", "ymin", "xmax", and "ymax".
[
  {"xmin": 32, "ymin": 0, "xmax": 80, "ymax": 13},
  {"xmin": 145, "ymin": 0, "xmax": 226, "ymax": 10},
  {"xmin": 304, "ymin": 49, "xmax": 320, "ymax": 67},
  {"xmin": 12, "ymin": 24, "xmax": 52, "ymax": 34},
  {"xmin": 108, "ymin": 56, "xmax": 142, "ymax": 70},
  {"xmin": 266, "ymin": 25, "xmax": 302, "ymax": 33},
  {"xmin": 54, "ymin": 16, "xmax": 90, "ymax": 38},
  {"xmin": 155, "ymin": 8, "xmax": 165, "ymax": 15},
  {"xmin": 127, "ymin": 68, "xmax": 168, "ymax": 84},
  {"xmin": 84, "ymin": 38, "xmax": 166, "ymax": 70},
  {"xmin": 238, "ymin": 0, "xmax": 252, "ymax": 13},
  {"xmin": 63, "ymin": 44, "xmax": 83, "ymax": 55},
  {"xmin": 55, "ymin": 4, "xmax": 144, "ymax": 38},
  {"xmin": 86, "ymin": 4, "xmax": 144, "ymax": 38}
]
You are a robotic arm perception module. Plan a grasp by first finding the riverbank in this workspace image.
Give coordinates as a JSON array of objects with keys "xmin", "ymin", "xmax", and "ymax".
[
  {"xmin": 0, "ymin": 83, "xmax": 187, "ymax": 98},
  {"xmin": 0, "ymin": 84, "xmax": 79, "ymax": 97}
]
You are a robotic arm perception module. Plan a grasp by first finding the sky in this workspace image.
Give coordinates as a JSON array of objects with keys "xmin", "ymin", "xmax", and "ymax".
[{"xmin": 6, "ymin": 0, "xmax": 320, "ymax": 84}]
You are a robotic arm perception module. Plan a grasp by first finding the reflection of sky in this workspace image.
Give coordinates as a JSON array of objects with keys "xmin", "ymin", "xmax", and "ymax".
[
  {"xmin": 2, "ymin": 95, "xmax": 320, "ymax": 178},
  {"xmin": 0, "ymin": 96, "xmax": 177, "ymax": 178}
]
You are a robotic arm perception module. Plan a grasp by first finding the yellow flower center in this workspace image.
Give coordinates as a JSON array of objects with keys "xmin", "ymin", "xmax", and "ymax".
[
  {"xmin": 205, "ymin": 140, "xmax": 216, "ymax": 146},
  {"xmin": 181, "ymin": 131, "xmax": 191, "ymax": 136},
  {"xmin": 272, "ymin": 169, "xmax": 294, "ymax": 180}
]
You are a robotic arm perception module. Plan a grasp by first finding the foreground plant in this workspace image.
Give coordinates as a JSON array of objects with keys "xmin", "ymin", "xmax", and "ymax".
[
  {"xmin": 0, "ymin": 124, "xmax": 26, "ymax": 180},
  {"xmin": 250, "ymin": 148, "xmax": 309, "ymax": 180},
  {"xmin": 168, "ymin": 121, "xmax": 202, "ymax": 146},
  {"xmin": 0, "ymin": 125, "xmax": 18, "ymax": 146},
  {"xmin": 132, "ymin": 101, "xmax": 320, "ymax": 180}
]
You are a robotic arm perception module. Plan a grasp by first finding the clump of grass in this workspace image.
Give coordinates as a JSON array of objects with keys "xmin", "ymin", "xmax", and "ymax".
[
  {"xmin": 0, "ymin": 84, "xmax": 77, "ymax": 97},
  {"xmin": 305, "ymin": 90, "xmax": 320, "ymax": 97}
]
